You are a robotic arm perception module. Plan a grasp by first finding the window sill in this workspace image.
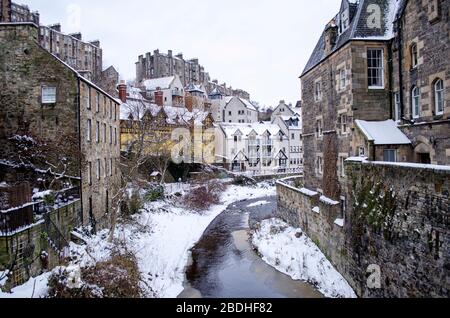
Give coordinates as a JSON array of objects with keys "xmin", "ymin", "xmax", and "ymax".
[{"xmin": 368, "ymin": 86, "xmax": 385, "ymax": 90}]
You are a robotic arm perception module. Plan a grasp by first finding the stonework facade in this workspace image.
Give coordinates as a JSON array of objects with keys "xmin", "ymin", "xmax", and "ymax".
[
  {"xmin": 0, "ymin": 23, "xmax": 121, "ymax": 228},
  {"xmin": 277, "ymin": 161, "xmax": 450, "ymax": 297}
]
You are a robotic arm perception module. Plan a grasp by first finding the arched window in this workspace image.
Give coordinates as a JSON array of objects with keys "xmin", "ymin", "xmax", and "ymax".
[
  {"xmin": 434, "ymin": 79, "xmax": 444, "ymax": 115},
  {"xmin": 411, "ymin": 43, "xmax": 418, "ymax": 69},
  {"xmin": 411, "ymin": 86, "xmax": 420, "ymax": 119}
]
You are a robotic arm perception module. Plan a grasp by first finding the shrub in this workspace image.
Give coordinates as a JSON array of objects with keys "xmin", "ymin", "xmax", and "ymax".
[
  {"xmin": 144, "ymin": 186, "xmax": 164, "ymax": 202},
  {"xmin": 47, "ymin": 252, "xmax": 141, "ymax": 298},
  {"xmin": 233, "ymin": 175, "xmax": 257, "ymax": 186},
  {"xmin": 124, "ymin": 190, "xmax": 143, "ymax": 216},
  {"xmin": 185, "ymin": 181, "xmax": 226, "ymax": 211}
]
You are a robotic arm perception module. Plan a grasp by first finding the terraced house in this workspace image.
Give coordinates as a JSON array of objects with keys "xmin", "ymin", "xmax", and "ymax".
[
  {"xmin": 0, "ymin": 23, "xmax": 121, "ymax": 286},
  {"xmin": 300, "ymin": 0, "xmax": 449, "ymax": 203}
]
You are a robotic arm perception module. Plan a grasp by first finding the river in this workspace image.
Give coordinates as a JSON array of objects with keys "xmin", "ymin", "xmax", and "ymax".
[{"xmin": 178, "ymin": 196, "xmax": 323, "ymax": 298}]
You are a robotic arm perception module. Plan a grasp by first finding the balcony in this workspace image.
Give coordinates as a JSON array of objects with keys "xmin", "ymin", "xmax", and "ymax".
[
  {"xmin": 0, "ymin": 187, "xmax": 80, "ymax": 236},
  {"xmin": 172, "ymin": 89, "xmax": 184, "ymax": 97}
]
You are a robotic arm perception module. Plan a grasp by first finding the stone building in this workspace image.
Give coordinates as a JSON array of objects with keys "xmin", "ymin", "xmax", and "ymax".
[
  {"xmin": 39, "ymin": 23, "xmax": 103, "ymax": 83},
  {"xmin": 300, "ymin": 0, "xmax": 449, "ymax": 205},
  {"xmin": 0, "ymin": 0, "xmax": 39, "ymax": 24},
  {"xmin": 136, "ymin": 49, "xmax": 251, "ymax": 99},
  {"xmin": 391, "ymin": 0, "xmax": 450, "ymax": 164},
  {"xmin": 142, "ymin": 75, "xmax": 185, "ymax": 107},
  {"xmin": 136, "ymin": 50, "xmax": 210, "ymax": 87},
  {"xmin": 0, "ymin": 23, "xmax": 121, "ymax": 230}
]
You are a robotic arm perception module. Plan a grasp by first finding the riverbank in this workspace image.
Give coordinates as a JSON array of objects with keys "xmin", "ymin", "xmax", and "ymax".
[
  {"xmin": 0, "ymin": 182, "xmax": 276, "ymax": 298},
  {"xmin": 251, "ymin": 218, "xmax": 357, "ymax": 298}
]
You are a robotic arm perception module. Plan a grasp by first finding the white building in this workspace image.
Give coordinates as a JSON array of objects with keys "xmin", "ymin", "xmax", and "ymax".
[
  {"xmin": 271, "ymin": 100, "xmax": 301, "ymax": 121},
  {"xmin": 272, "ymin": 115, "xmax": 303, "ymax": 169},
  {"xmin": 215, "ymin": 122, "xmax": 301, "ymax": 175},
  {"xmin": 142, "ymin": 75, "xmax": 185, "ymax": 107},
  {"xmin": 222, "ymin": 96, "xmax": 259, "ymax": 123}
]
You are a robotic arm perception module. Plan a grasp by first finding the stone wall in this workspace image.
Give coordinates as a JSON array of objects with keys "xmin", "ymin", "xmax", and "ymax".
[{"xmin": 276, "ymin": 160, "xmax": 450, "ymax": 298}]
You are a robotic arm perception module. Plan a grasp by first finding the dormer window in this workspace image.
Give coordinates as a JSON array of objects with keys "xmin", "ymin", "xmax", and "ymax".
[{"xmin": 339, "ymin": 9, "xmax": 349, "ymax": 34}]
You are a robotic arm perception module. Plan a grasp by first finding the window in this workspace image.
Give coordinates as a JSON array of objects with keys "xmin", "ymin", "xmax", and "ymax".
[
  {"xmin": 315, "ymin": 81, "xmax": 322, "ymax": 101},
  {"xmin": 339, "ymin": 69, "xmax": 346, "ymax": 90},
  {"xmin": 114, "ymin": 104, "xmax": 117, "ymax": 121},
  {"xmin": 394, "ymin": 92, "xmax": 401, "ymax": 122},
  {"xmin": 340, "ymin": 114, "xmax": 348, "ymax": 135},
  {"xmin": 88, "ymin": 162, "xmax": 92, "ymax": 185},
  {"xmin": 316, "ymin": 119, "xmax": 323, "ymax": 138},
  {"xmin": 96, "ymin": 121, "xmax": 100, "ymax": 143},
  {"xmin": 411, "ymin": 86, "xmax": 420, "ymax": 119},
  {"xmin": 42, "ymin": 86, "xmax": 56, "ymax": 104},
  {"xmin": 234, "ymin": 136, "xmax": 238, "ymax": 142},
  {"xmin": 103, "ymin": 124, "xmax": 107, "ymax": 144},
  {"xmin": 340, "ymin": 156, "xmax": 347, "ymax": 177},
  {"xmin": 358, "ymin": 146, "xmax": 365, "ymax": 157},
  {"xmin": 435, "ymin": 79, "xmax": 444, "ymax": 115},
  {"xmin": 383, "ymin": 149, "xmax": 397, "ymax": 162},
  {"xmin": 104, "ymin": 158, "xmax": 108, "ymax": 178},
  {"xmin": 411, "ymin": 44, "xmax": 418, "ymax": 69},
  {"xmin": 229, "ymin": 111, "xmax": 232, "ymax": 116},
  {"xmin": 114, "ymin": 128, "xmax": 117, "ymax": 145},
  {"xmin": 316, "ymin": 156, "xmax": 323, "ymax": 175},
  {"xmin": 110, "ymin": 101, "xmax": 113, "ymax": 120},
  {"xmin": 87, "ymin": 119, "xmax": 92, "ymax": 142},
  {"xmin": 340, "ymin": 10, "xmax": 349, "ymax": 33},
  {"xmin": 96, "ymin": 159, "xmax": 101, "ymax": 180},
  {"xmin": 87, "ymin": 86, "xmax": 91, "ymax": 109},
  {"xmin": 291, "ymin": 133, "xmax": 295, "ymax": 140},
  {"xmin": 340, "ymin": 196, "xmax": 347, "ymax": 221},
  {"xmin": 110, "ymin": 126, "xmax": 113, "ymax": 145},
  {"xmin": 96, "ymin": 92, "xmax": 100, "ymax": 113},
  {"xmin": 367, "ymin": 48, "xmax": 384, "ymax": 88},
  {"xmin": 110, "ymin": 158, "xmax": 113, "ymax": 176}
]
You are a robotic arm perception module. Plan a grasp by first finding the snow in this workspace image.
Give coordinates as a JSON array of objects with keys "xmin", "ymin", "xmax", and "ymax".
[
  {"xmin": 252, "ymin": 218, "xmax": 356, "ymax": 298},
  {"xmin": 355, "ymin": 119, "xmax": 411, "ymax": 145},
  {"xmin": 320, "ymin": 196, "xmax": 339, "ymax": 206},
  {"xmin": 312, "ymin": 206, "xmax": 320, "ymax": 214},
  {"xmin": 300, "ymin": 188, "xmax": 319, "ymax": 197},
  {"xmin": 143, "ymin": 76, "xmax": 175, "ymax": 91},
  {"xmin": 41, "ymin": 182, "xmax": 276, "ymax": 298},
  {"xmin": 346, "ymin": 157, "xmax": 450, "ymax": 172},
  {"xmin": 247, "ymin": 200, "xmax": 271, "ymax": 208},
  {"xmin": 334, "ymin": 218, "xmax": 344, "ymax": 227},
  {"xmin": 221, "ymin": 122, "xmax": 283, "ymax": 139},
  {"xmin": 0, "ymin": 272, "xmax": 52, "ymax": 298},
  {"xmin": 32, "ymin": 190, "xmax": 53, "ymax": 200}
]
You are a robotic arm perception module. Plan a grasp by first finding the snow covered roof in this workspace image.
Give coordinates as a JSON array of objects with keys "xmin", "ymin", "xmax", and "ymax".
[
  {"xmin": 355, "ymin": 119, "xmax": 411, "ymax": 145},
  {"xmin": 186, "ymin": 83, "xmax": 205, "ymax": 94},
  {"xmin": 302, "ymin": 0, "xmax": 404, "ymax": 76},
  {"xmin": 224, "ymin": 96, "xmax": 257, "ymax": 111},
  {"xmin": 221, "ymin": 122, "xmax": 284, "ymax": 138},
  {"xmin": 143, "ymin": 76, "xmax": 175, "ymax": 91}
]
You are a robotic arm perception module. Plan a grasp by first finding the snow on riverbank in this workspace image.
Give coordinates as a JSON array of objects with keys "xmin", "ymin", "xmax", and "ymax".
[
  {"xmin": 1, "ymin": 183, "xmax": 275, "ymax": 298},
  {"xmin": 247, "ymin": 200, "xmax": 271, "ymax": 208},
  {"xmin": 252, "ymin": 218, "xmax": 356, "ymax": 298}
]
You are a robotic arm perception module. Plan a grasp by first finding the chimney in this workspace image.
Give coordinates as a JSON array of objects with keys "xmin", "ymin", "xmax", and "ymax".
[
  {"xmin": 69, "ymin": 32, "xmax": 82, "ymax": 40},
  {"xmin": 176, "ymin": 53, "xmax": 183, "ymax": 59},
  {"xmin": 324, "ymin": 20, "xmax": 338, "ymax": 56},
  {"xmin": 118, "ymin": 80, "xmax": 127, "ymax": 103},
  {"xmin": 89, "ymin": 40, "xmax": 100, "ymax": 48},
  {"xmin": 280, "ymin": 100, "xmax": 285, "ymax": 104},
  {"xmin": 154, "ymin": 91, "xmax": 164, "ymax": 107},
  {"xmin": 168, "ymin": 50, "xmax": 172, "ymax": 57},
  {"xmin": 0, "ymin": 0, "xmax": 12, "ymax": 22},
  {"xmin": 49, "ymin": 23, "xmax": 61, "ymax": 32}
]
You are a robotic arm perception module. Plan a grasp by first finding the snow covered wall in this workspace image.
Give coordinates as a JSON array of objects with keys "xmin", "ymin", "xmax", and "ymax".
[{"xmin": 276, "ymin": 160, "xmax": 450, "ymax": 298}]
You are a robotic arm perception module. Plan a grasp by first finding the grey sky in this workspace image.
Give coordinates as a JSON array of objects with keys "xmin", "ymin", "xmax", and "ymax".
[{"xmin": 23, "ymin": 0, "xmax": 340, "ymax": 107}]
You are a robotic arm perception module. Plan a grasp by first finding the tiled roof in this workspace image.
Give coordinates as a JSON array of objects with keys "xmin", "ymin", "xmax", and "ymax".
[{"xmin": 301, "ymin": 0, "xmax": 404, "ymax": 77}]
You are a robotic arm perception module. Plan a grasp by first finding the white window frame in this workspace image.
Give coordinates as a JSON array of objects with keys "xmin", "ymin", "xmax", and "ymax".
[
  {"xmin": 340, "ymin": 114, "xmax": 348, "ymax": 135},
  {"xmin": 42, "ymin": 86, "xmax": 57, "ymax": 104},
  {"xmin": 394, "ymin": 92, "xmax": 401, "ymax": 122},
  {"xmin": 383, "ymin": 149, "xmax": 397, "ymax": 163},
  {"xmin": 358, "ymin": 146, "xmax": 366, "ymax": 157},
  {"xmin": 316, "ymin": 155, "xmax": 323, "ymax": 175},
  {"xmin": 315, "ymin": 81, "xmax": 322, "ymax": 102},
  {"xmin": 316, "ymin": 119, "xmax": 323, "ymax": 138},
  {"xmin": 339, "ymin": 69, "xmax": 346, "ymax": 90},
  {"xmin": 435, "ymin": 79, "xmax": 444, "ymax": 116},
  {"xmin": 367, "ymin": 48, "xmax": 385, "ymax": 89},
  {"xmin": 411, "ymin": 44, "xmax": 418, "ymax": 69},
  {"xmin": 412, "ymin": 86, "xmax": 421, "ymax": 119}
]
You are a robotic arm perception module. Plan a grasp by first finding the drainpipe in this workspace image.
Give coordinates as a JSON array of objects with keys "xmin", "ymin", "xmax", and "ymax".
[
  {"xmin": 77, "ymin": 79, "xmax": 83, "ymax": 225},
  {"xmin": 397, "ymin": 19, "xmax": 405, "ymax": 120},
  {"xmin": 388, "ymin": 41, "xmax": 394, "ymax": 120}
]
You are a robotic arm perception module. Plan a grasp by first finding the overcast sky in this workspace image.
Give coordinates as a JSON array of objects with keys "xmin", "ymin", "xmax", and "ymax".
[{"xmin": 24, "ymin": 0, "xmax": 340, "ymax": 107}]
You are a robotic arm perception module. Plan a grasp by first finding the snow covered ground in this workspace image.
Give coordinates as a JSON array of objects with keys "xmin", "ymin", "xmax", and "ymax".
[
  {"xmin": 0, "ymin": 272, "xmax": 51, "ymax": 298},
  {"xmin": 246, "ymin": 200, "xmax": 271, "ymax": 208},
  {"xmin": 1, "ymin": 182, "xmax": 275, "ymax": 298},
  {"xmin": 252, "ymin": 218, "xmax": 356, "ymax": 298}
]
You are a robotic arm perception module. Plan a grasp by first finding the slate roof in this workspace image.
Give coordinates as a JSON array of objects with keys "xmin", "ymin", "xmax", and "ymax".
[
  {"xmin": 355, "ymin": 119, "xmax": 411, "ymax": 145},
  {"xmin": 301, "ymin": 0, "xmax": 404, "ymax": 77}
]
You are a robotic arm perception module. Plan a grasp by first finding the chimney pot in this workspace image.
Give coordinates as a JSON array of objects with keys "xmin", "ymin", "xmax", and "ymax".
[{"xmin": 118, "ymin": 80, "xmax": 127, "ymax": 103}]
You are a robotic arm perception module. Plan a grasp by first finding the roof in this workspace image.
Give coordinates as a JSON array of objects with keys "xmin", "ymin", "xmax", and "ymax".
[
  {"xmin": 142, "ymin": 76, "xmax": 175, "ymax": 91},
  {"xmin": 186, "ymin": 83, "xmax": 205, "ymax": 94},
  {"xmin": 224, "ymin": 96, "xmax": 257, "ymax": 111},
  {"xmin": 355, "ymin": 120, "xmax": 411, "ymax": 145},
  {"xmin": 301, "ymin": 0, "xmax": 404, "ymax": 77},
  {"xmin": 220, "ymin": 122, "xmax": 284, "ymax": 138}
]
